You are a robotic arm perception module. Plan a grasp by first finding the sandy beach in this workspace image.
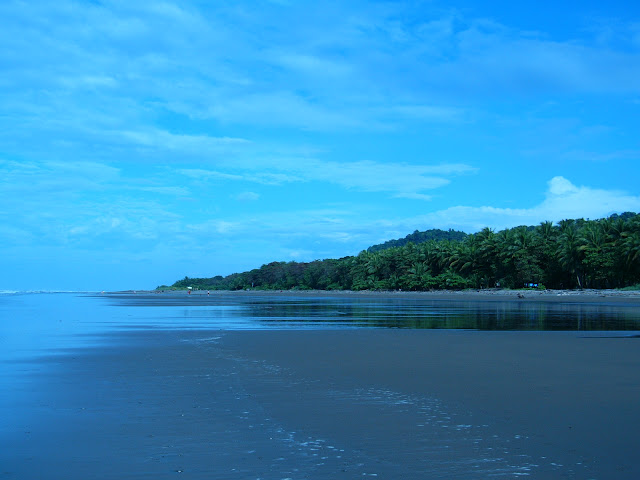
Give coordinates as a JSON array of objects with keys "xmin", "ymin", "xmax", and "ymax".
[
  {"xmin": 3, "ymin": 325, "xmax": 639, "ymax": 479},
  {"xmin": 146, "ymin": 287, "xmax": 640, "ymax": 305}
]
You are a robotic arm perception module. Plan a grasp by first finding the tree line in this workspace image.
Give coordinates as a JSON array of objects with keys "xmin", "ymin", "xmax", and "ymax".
[
  {"xmin": 163, "ymin": 213, "xmax": 640, "ymax": 291},
  {"xmin": 367, "ymin": 228, "xmax": 467, "ymax": 252}
]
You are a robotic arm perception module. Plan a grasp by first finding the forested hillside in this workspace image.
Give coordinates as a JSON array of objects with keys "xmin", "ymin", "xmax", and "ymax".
[
  {"xmin": 164, "ymin": 213, "xmax": 640, "ymax": 291},
  {"xmin": 367, "ymin": 228, "xmax": 467, "ymax": 252}
]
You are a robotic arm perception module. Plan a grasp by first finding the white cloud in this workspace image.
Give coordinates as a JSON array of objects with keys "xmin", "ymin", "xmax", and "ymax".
[
  {"xmin": 136, "ymin": 186, "xmax": 190, "ymax": 196},
  {"xmin": 235, "ymin": 191, "xmax": 260, "ymax": 201},
  {"xmin": 0, "ymin": 160, "xmax": 120, "ymax": 197},
  {"xmin": 303, "ymin": 160, "xmax": 457, "ymax": 193},
  {"xmin": 55, "ymin": 214, "xmax": 163, "ymax": 245},
  {"xmin": 206, "ymin": 91, "xmax": 368, "ymax": 130},
  {"xmin": 178, "ymin": 169, "xmax": 244, "ymax": 181},
  {"xmin": 547, "ymin": 176, "xmax": 579, "ymax": 196},
  {"xmin": 117, "ymin": 129, "xmax": 250, "ymax": 152},
  {"xmin": 272, "ymin": 52, "xmax": 353, "ymax": 78},
  {"xmin": 394, "ymin": 192, "xmax": 433, "ymax": 201},
  {"xmin": 538, "ymin": 176, "xmax": 640, "ymax": 219},
  {"xmin": 187, "ymin": 220, "xmax": 239, "ymax": 235},
  {"xmin": 175, "ymin": 159, "xmax": 475, "ymax": 197},
  {"xmin": 414, "ymin": 177, "xmax": 640, "ymax": 232},
  {"xmin": 177, "ymin": 168, "xmax": 302, "ymax": 185},
  {"xmin": 58, "ymin": 75, "xmax": 119, "ymax": 89}
]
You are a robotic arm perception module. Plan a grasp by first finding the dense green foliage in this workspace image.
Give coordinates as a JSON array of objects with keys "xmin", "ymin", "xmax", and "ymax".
[
  {"xmin": 163, "ymin": 213, "xmax": 640, "ymax": 291},
  {"xmin": 367, "ymin": 228, "xmax": 468, "ymax": 252}
]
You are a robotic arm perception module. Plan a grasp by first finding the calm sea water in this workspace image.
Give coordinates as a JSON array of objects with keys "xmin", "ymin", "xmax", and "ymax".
[{"xmin": 2, "ymin": 291, "xmax": 640, "ymax": 362}]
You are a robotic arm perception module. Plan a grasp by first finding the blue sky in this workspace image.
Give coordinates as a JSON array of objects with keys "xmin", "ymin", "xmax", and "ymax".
[{"xmin": 2, "ymin": 0, "xmax": 640, "ymax": 291}]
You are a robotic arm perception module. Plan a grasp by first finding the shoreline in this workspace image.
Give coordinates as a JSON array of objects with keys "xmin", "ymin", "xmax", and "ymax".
[{"xmin": 115, "ymin": 287, "xmax": 640, "ymax": 305}]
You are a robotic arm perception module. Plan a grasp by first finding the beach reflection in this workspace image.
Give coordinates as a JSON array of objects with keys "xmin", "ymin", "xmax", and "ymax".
[
  {"xmin": 2, "ymin": 292, "xmax": 638, "ymax": 365},
  {"xmin": 104, "ymin": 292, "xmax": 640, "ymax": 331}
]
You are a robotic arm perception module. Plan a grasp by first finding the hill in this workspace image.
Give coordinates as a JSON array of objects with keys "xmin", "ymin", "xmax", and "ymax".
[
  {"xmin": 161, "ymin": 213, "xmax": 640, "ymax": 292},
  {"xmin": 367, "ymin": 228, "xmax": 468, "ymax": 253}
]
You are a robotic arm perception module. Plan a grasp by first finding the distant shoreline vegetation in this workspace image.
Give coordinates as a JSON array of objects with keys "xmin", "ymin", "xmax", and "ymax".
[{"xmin": 161, "ymin": 214, "xmax": 640, "ymax": 292}]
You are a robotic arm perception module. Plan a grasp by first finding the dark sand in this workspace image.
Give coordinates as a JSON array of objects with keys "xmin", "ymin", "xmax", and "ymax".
[
  {"xmin": 145, "ymin": 288, "xmax": 640, "ymax": 305},
  {"xmin": 3, "ymin": 327, "xmax": 639, "ymax": 479}
]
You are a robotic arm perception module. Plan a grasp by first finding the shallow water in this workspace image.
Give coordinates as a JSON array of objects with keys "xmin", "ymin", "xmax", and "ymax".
[
  {"xmin": 104, "ymin": 292, "xmax": 640, "ymax": 330},
  {"xmin": 2, "ymin": 291, "xmax": 640, "ymax": 362},
  {"xmin": 1, "ymin": 292, "xmax": 639, "ymax": 479}
]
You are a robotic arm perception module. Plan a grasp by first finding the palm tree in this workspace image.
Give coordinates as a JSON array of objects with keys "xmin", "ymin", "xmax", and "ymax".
[
  {"xmin": 533, "ymin": 221, "xmax": 561, "ymax": 287},
  {"xmin": 621, "ymin": 226, "xmax": 640, "ymax": 284},
  {"xmin": 537, "ymin": 221, "xmax": 555, "ymax": 240},
  {"xmin": 476, "ymin": 227, "xmax": 498, "ymax": 285},
  {"xmin": 558, "ymin": 218, "xmax": 576, "ymax": 236},
  {"xmin": 448, "ymin": 237, "xmax": 483, "ymax": 287},
  {"xmin": 492, "ymin": 228, "xmax": 520, "ymax": 287},
  {"xmin": 604, "ymin": 215, "xmax": 635, "ymax": 286},
  {"xmin": 406, "ymin": 262, "xmax": 431, "ymax": 290},
  {"xmin": 557, "ymin": 226, "xmax": 585, "ymax": 288},
  {"xmin": 579, "ymin": 222, "xmax": 612, "ymax": 288},
  {"xmin": 421, "ymin": 240, "xmax": 451, "ymax": 276}
]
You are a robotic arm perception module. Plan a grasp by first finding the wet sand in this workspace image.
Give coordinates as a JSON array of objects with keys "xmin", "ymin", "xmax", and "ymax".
[
  {"xmin": 3, "ymin": 328, "xmax": 639, "ymax": 479},
  {"xmin": 144, "ymin": 288, "xmax": 640, "ymax": 305}
]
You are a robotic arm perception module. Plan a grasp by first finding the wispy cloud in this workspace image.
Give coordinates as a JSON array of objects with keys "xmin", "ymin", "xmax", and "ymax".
[
  {"xmin": 0, "ymin": 158, "xmax": 185, "ymax": 248},
  {"xmin": 305, "ymin": 160, "xmax": 472, "ymax": 194},
  {"xmin": 270, "ymin": 51, "xmax": 354, "ymax": 78},
  {"xmin": 186, "ymin": 220, "xmax": 240, "ymax": 235},
  {"xmin": 0, "ymin": 160, "xmax": 120, "ymax": 197},
  {"xmin": 205, "ymin": 92, "xmax": 369, "ymax": 130},
  {"xmin": 116, "ymin": 129, "xmax": 250, "ymax": 152},
  {"xmin": 6, "ymin": 0, "xmax": 637, "ymax": 141},
  {"xmin": 415, "ymin": 177, "xmax": 640, "ymax": 231},
  {"xmin": 176, "ymin": 159, "xmax": 475, "ymax": 197},
  {"xmin": 235, "ymin": 191, "xmax": 260, "ymax": 202},
  {"xmin": 177, "ymin": 168, "xmax": 302, "ymax": 185}
]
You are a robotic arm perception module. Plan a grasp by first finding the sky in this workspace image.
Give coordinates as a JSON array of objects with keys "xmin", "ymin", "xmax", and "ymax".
[{"xmin": 2, "ymin": 0, "xmax": 640, "ymax": 291}]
